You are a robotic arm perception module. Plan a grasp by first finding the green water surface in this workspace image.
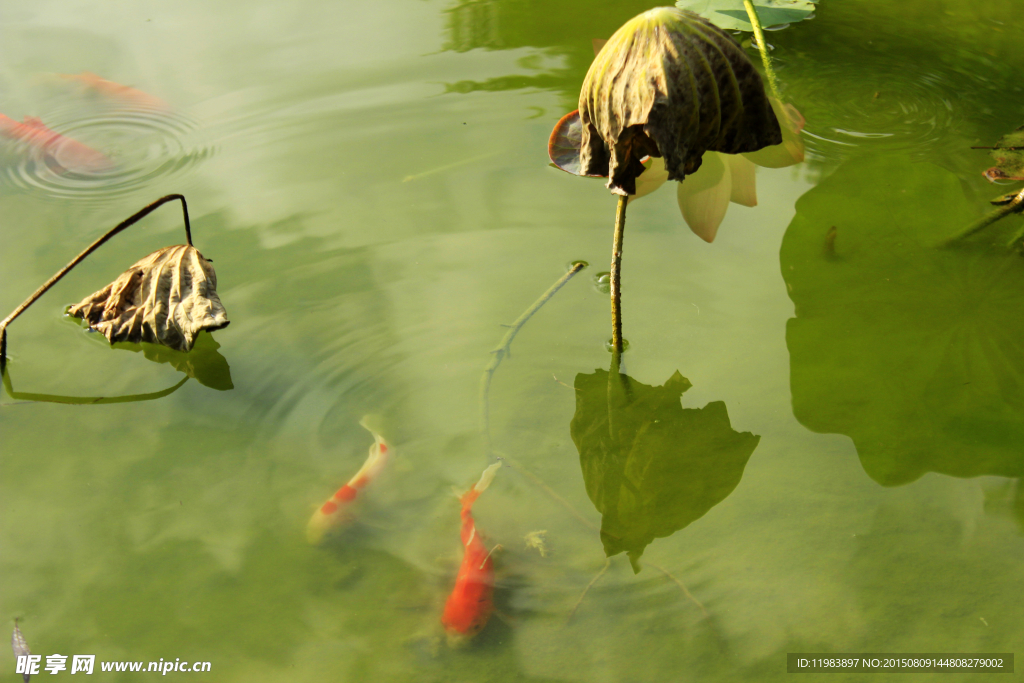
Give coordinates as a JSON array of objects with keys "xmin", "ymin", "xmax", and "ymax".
[{"xmin": 2, "ymin": 1, "xmax": 1024, "ymax": 681}]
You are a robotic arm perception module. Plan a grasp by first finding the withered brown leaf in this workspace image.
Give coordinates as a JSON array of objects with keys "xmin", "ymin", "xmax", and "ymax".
[
  {"xmin": 67, "ymin": 245, "xmax": 228, "ymax": 352},
  {"xmin": 579, "ymin": 7, "xmax": 781, "ymax": 195}
]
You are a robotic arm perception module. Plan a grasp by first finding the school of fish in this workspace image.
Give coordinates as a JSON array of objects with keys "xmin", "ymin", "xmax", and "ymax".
[{"xmin": 308, "ymin": 419, "xmax": 502, "ymax": 643}]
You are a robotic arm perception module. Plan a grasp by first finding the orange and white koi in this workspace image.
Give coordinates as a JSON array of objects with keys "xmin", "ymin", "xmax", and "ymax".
[
  {"xmin": 0, "ymin": 113, "xmax": 112, "ymax": 173},
  {"xmin": 59, "ymin": 72, "xmax": 169, "ymax": 111},
  {"xmin": 441, "ymin": 462, "xmax": 501, "ymax": 644},
  {"xmin": 306, "ymin": 417, "xmax": 389, "ymax": 544}
]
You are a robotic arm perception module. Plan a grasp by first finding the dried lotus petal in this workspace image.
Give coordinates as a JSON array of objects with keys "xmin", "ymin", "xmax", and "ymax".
[{"xmin": 67, "ymin": 244, "xmax": 228, "ymax": 352}]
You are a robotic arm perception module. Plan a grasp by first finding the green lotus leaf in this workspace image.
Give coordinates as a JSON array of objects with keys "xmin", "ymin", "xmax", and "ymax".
[
  {"xmin": 781, "ymin": 155, "xmax": 1024, "ymax": 486},
  {"xmin": 675, "ymin": 0, "xmax": 816, "ymax": 32},
  {"xmin": 571, "ymin": 368, "xmax": 760, "ymax": 572},
  {"xmin": 579, "ymin": 7, "xmax": 781, "ymax": 195}
]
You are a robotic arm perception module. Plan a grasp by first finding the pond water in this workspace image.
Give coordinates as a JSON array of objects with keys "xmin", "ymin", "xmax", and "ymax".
[{"xmin": 2, "ymin": 1, "xmax": 1024, "ymax": 681}]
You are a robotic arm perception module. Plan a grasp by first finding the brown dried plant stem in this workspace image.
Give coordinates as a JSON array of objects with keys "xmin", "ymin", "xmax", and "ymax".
[
  {"xmin": 610, "ymin": 194, "xmax": 628, "ymax": 355},
  {"xmin": 0, "ymin": 194, "xmax": 192, "ymax": 366}
]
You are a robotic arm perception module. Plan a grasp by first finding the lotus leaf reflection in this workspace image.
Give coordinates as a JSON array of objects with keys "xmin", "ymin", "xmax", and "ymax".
[
  {"xmin": 571, "ymin": 368, "xmax": 760, "ymax": 572},
  {"xmin": 781, "ymin": 156, "xmax": 1024, "ymax": 485}
]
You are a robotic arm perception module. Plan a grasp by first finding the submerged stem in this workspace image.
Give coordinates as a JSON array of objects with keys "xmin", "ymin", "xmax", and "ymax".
[
  {"xmin": 480, "ymin": 261, "xmax": 588, "ymax": 452},
  {"xmin": 938, "ymin": 186, "xmax": 1024, "ymax": 247},
  {"xmin": 743, "ymin": 0, "xmax": 781, "ymax": 101},
  {"xmin": 567, "ymin": 558, "xmax": 610, "ymax": 623},
  {"xmin": 610, "ymin": 195, "xmax": 628, "ymax": 355},
  {"xmin": 0, "ymin": 194, "xmax": 193, "ymax": 367}
]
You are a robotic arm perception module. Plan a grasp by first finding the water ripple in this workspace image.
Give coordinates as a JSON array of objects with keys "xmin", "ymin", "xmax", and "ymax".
[
  {"xmin": 783, "ymin": 59, "xmax": 968, "ymax": 160},
  {"xmin": 0, "ymin": 106, "xmax": 214, "ymax": 200}
]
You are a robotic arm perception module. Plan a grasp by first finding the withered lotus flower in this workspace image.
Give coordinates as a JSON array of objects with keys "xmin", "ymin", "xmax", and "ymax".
[
  {"xmin": 579, "ymin": 7, "xmax": 782, "ymax": 195},
  {"xmin": 68, "ymin": 244, "xmax": 228, "ymax": 352}
]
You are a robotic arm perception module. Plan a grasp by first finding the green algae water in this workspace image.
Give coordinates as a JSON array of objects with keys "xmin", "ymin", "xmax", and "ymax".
[{"xmin": 2, "ymin": 1, "xmax": 1024, "ymax": 681}]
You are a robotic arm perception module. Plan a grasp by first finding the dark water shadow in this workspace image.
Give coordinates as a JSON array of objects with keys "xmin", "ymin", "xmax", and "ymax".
[
  {"xmin": 781, "ymin": 154, "xmax": 1024, "ymax": 485},
  {"xmin": 442, "ymin": 0, "xmax": 661, "ymax": 108},
  {"xmin": 1, "ymin": 331, "xmax": 231, "ymax": 404}
]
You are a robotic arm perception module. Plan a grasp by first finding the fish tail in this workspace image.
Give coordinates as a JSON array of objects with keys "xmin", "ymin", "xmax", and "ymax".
[
  {"xmin": 459, "ymin": 462, "xmax": 501, "ymax": 509},
  {"xmin": 0, "ymin": 113, "xmax": 17, "ymax": 135}
]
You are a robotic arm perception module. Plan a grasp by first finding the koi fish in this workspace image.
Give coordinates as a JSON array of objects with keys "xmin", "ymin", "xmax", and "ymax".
[
  {"xmin": 441, "ymin": 462, "xmax": 501, "ymax": 644},
  {"xmin": 306, "ymin": 417, "xmax": 389, "ymax": 544},
  {"xmin": 12, "ymin": 619, "xmax": 31, "ymax": 682},
  {"xmin": 0, "ymin": 113, "xmax": 112, "ymax": 174},
  {"xmin": 59, "ymin": 72, "xmax": 169, "ymax": 111}
]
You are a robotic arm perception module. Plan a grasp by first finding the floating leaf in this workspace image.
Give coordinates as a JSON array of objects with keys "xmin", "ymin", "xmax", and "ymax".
[
  {"xmin": 579, "ymin": 7, "xmax": 781, "ymax": 195},
  {"xmin": 781, "ymin": 156, "xmax": 1024, "ymax": 486},
  {"xmin": 982, "ymin": 124, "xmax": 1024, "ymax": 182},
  {"xmin": 678, "ymin": 151, "xmax": 732, "ymax": 242},
  {"xmin": 675, "ymin": 0, "xmax": 816, "ymax": 32},
  {"xmin": 571, "ymin": 368, "xmax": 759, "ymax": 572},
  {"xmin": 67, "ymin": 245, "xmax": 229, "ymax": 353}
]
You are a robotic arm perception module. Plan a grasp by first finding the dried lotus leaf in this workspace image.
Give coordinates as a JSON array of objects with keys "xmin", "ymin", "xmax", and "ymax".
[
  {"xmin": 67, "ymin": 245, "xmax": 228, "ymax": 352},
  {"xmin": 579, "ymin": 7, "xmax": 781, "ymax": 195}
]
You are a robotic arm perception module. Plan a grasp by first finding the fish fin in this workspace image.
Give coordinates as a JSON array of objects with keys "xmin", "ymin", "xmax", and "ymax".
[{"xmin": 479, "ymin": 543, "xmax": 503, "ymax": 569}]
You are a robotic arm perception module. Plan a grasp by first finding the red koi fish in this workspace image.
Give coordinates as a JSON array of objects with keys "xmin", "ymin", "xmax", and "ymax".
[
  {"xmin": 59, "ymin": 72, "xmax": 169, "ymax": 111},
  {"xmin": 0, "ymin": 113, "xmax": 112, "ymax": 174},
  {"xmin": 306, "ymin": 417, "xmax": 390, "ymax": 544},
  {"xmin": 442, "ymin": 462, "xmax": 502, "ymax": 644}
]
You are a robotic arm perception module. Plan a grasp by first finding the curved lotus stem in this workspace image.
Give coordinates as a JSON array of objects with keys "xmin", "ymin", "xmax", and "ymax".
[
  {"xmin": 480, "ymin": 261, "xmax": 588, "ymax": 452},
  {"xmin": 743, "ymin": 0, "xmax": 782, "ymax": 101},
  {"xmin": 0, "ymin": 194, "xmax": 193, "ymax": 368}
]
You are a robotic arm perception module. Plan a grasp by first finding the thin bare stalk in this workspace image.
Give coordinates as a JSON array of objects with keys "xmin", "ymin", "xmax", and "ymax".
[
  {"xmin": 743, "ymin": 0, "xmax": 782, "ymax": 101},
  {"xmin": 480, "ymin": 261, "xmax": 588, "ymax": 451},
  {"xmin": 496, "ymin": 451, "xmax": 601, "ymax": 533},
  {"xmin": 938, "ymin": 186, "xmax": 1024, "ymax": 247},
  {"xmin": 0, "ymin": 195, "xmax": 192, "ymax": 366},
  {"xmin": 610, "ymin": 195, "xmax": 628, "ymax": 354},
  {"xmin": 567, "ymin": 558, "xmax": 610, "ymax": 623},
  {"xmin": 648, "ymin": 560, "xmax": 709, "ymax": 618}
]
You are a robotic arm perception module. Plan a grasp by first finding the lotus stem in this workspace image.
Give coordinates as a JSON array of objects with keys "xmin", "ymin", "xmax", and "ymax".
[
  {"xmin": 647, "ymin": 560, "xmax": 709, "ymax": 617},
  {"xmin": 480, "ymin": 261, "xmax": 588, "ymax": 453},
  {"xmin": 610, "ymin": 194, "xmax": 628, "ymax": 355},
  {"xmin": 938, "ymin": 186, "xmax": 1024, "ymax": 247},
  {"xmin": 743, "ymin": 0, "xmax": 782, "ymax": 101},
  {"xmin": 0, "ymin": 194, "xmax": 192, "ymax": 368}
]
